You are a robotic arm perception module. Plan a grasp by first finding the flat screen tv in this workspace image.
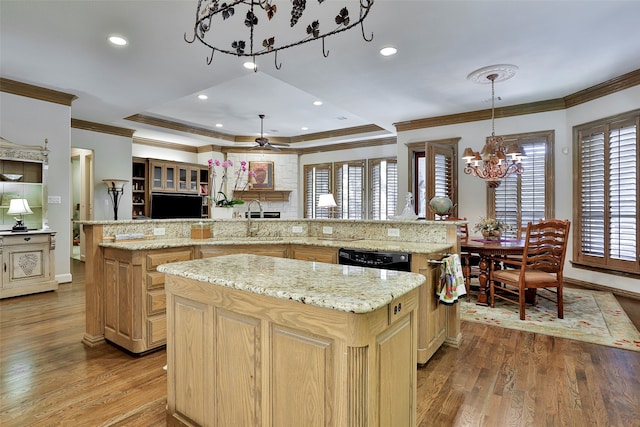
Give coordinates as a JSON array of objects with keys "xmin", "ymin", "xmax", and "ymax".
[{"xmin": 151, "ymin": 193, "xmax": 203, "ymax": 219}]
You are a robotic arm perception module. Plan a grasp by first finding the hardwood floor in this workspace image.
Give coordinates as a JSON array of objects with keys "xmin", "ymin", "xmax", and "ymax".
[{"xmin": 1, "ymin": 259, "xmax": 638, "ymax": 426}]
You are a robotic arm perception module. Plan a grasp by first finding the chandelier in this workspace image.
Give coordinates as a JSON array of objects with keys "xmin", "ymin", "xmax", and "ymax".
[
  {"xmin": 185, "ymin": 0, "xmax": 374, "ymax": 70},
  {"xmin": 462, "ymin": 66, "xmax": 525, "ymax": 188}
]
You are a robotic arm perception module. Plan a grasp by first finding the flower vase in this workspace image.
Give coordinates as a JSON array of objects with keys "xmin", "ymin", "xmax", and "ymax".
[
  {"xmin": 482, "ymin": 230, "xmax": 502, "ymax": 241},
  {"xmin": 211, "ymin": 206, "xmax": 234, "ymax": 219}
]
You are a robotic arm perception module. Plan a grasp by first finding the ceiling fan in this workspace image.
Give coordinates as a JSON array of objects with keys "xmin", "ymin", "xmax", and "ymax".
[{"xmin": 252, "ymin": 114, "xmax": 289, "ymax": 152}]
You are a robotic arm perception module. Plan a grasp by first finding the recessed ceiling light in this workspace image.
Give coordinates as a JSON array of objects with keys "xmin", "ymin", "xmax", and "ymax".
[
  {"xmin": 301, "ymin": 127, "xmax": 309, "ymax": 131},
  {"xmin": 215, "ymin": 123, "xmax": 223, "ymax": 128},
  {"xmin": 313, "ymin": 100, "xmax": 323, "ymax": 106},
  {"xmin": 108, "ymin": 35, "xmax": 128, "ymax": 46},
  {"xmin": 379, "ymin": 46, "xmax": 397, "ymax": 56},
  {"xmin": 243, "ymin": 61, "xmax": 257, "ymax": 70},
  {"xmin": 198, "ymin": 94, "xmax": 208, "ymax": 100}
]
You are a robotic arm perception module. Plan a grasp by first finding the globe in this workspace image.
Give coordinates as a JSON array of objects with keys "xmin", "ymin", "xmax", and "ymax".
[{"xmin": 428, "ymin": 196, "xmax": 453, "ymax": 215}]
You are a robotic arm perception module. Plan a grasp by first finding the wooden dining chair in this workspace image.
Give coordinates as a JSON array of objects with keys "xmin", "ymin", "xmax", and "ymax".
[
  {"xmin": 446, "ymin": 216, "xmax": 479, "ymax": 302},
  {"xmin": 489, "ymin": 219, "xmax": 570, "ymax": 320}
]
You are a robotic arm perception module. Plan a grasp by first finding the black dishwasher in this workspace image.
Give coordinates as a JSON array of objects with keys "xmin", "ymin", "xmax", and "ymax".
[{"xmin": 338, "ymin": 248, "xmax": 412, "ymax": 272}]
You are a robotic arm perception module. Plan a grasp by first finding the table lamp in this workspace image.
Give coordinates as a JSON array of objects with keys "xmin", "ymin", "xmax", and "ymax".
[
  {"xmin": 7, "ymin": 198, "xmax": 33, "ymax": 232},
  {"xmin": 318, "ymin": 193, "xmax": 337, "ymax": 219}
]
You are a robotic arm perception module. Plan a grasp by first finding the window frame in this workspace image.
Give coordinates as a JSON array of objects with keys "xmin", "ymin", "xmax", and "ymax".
[
  {"xmin": 486, "ymin": 130, "xmax": 555, "ymax": 239},
  {"xmin": 334, "ymin": 160, "xmax": 366, "ymax": 219},
  {"xmin": 303, "ymin": 163, "xmax": 333, "ymax": 219},
  {"xmin": 573, "ymin": 109, "xmax": 640, "ymax": 276},
  {"xmin": 407, "ymin": 138, "xmax": 459, "ymax": 219}
]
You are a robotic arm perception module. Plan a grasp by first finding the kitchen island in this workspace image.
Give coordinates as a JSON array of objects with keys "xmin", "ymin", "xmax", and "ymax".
[
  {"xmin": 159, "ymin": 253, "xmax": 426, "ymax": 427},
  {"xmin": 79, "ymin": 218, "xmax": 462, "ymax": 362}
]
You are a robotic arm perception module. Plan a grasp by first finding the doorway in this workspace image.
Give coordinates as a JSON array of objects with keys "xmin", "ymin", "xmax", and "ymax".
[{"xmin": 71, "ymin": 148, "xmax": 94, "ymax": 261}]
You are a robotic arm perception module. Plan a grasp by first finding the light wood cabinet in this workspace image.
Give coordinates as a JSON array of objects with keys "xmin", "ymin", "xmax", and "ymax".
[
  {"xmin": 199, "ymin": 244, "xmax": 289, "ymax": 259},
  {"xmin": 289, "ymin": 244, "xmax": 337, "ymax": 263},
  {"xmin": 103, "ymin": 246, "xmax": 193, "ymax": 353},
  {"xmin": 165, "ymin": 271, "xmax": 419, "ymax": 426},
  {"xmin": 132, "ymin": 158, "xmax": 147, "ymax": 218},
  {"xmin": 150, "ymin": 161, "xmax": 177, "ymax": 192},
  {"xmin": 412, "ymin": 253, "xmax": 447, "ymax": 364},
  {"xmin": 0, "ymin": 231, "xmax": 57, "ymax": 299}
]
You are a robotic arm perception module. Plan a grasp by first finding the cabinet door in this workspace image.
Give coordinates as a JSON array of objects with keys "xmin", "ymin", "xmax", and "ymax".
[
  {"xmin": 290, "ymin": 245, "xmax": 337, "ymax": 263},
  {"xmin": 164, "ymin": 164, "xmax": 176, "ymax": 191},
  {"xmin": 377, "ymin": 313, "xmax": 415, "ymax": 426},
  {"xmin": 178, "ymin": 166, "xmax": 188, "ymax": 191},
  {"xmin": 412, "ymin": 254, "xmax": 446, "ymax": 364},
  {"xmin": 151, "ymin": 163, "xmax": 164, "ymax": 191},
  {"xmin": 200, "ymin": 245, "xmax": 288, "ymax": 258}
]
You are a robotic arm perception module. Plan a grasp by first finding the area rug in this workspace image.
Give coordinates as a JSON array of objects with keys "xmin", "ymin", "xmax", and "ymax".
[{"xmin": 460, "ymin": 288, "xmax": 640, "ymax": 352}]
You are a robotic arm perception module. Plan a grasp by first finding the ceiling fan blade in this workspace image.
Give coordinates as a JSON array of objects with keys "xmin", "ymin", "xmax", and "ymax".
[{"xmin": 266, "ymin": 143, "xmax": 280, "ymax": 152}]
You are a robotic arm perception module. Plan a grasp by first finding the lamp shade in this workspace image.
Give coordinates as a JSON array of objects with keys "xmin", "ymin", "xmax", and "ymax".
[
  {"xmin": 318, "ymin": 194, "xmax": 337, "ymax": 208},
  {"xmin": 103, "ymin": 179, "xmax": 128, "ymax": 190},
  {"xmin": 7, "ymin": 198, "xmax": 33, "ymax": 215}
]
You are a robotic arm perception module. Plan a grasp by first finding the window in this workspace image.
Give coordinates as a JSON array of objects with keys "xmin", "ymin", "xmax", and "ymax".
[
  {"xmin": 304, "ymin": 158, "xmax": 397, "ymax": 219},
  {"xmin": 334, "ymin": 161, "xmax": 365, "ymax": 219},
  {"xmin": 369, "ymin": 158, "xmax": 398, "ymax": 220},
  {"xmin": 574, "ymin": 110, "xmax": 639, "ymax": 275},
  {"xmin": 408, "ymin": 138, "xmax": 459, "ymax": 219},
  {"xmin": 303, "ymin": 163, "xmax": 332, "ymax": 218},
  {"xmin": 489, "ymin": 131, "xmax": 554, "ymax": 239}
]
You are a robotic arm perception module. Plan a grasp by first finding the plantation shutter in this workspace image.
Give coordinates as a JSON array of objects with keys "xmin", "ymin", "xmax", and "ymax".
[
  {"xmin": 335, "ymin": 161, "xmax": 365, "ymax": 219},
  {"xmin": 370, "ymin": 158, "xmax": 398, "ymax": 220},
  {"xmin": 575, "ymin": 111, "xmax": 638, "ymax": 274},
  {"xmin": 493, "ymin": 133, "xmax": 550, "ymax": 238},
  {"xmin": 427, "ymin": 144, "xmax": 455, "ymax": 219},
  {"xmin": 579, "ymin": 128, "xmax": 606, "ymax": 258},
  {"xmin": 303, "ymin": 164, "xmax": 332, "ymax": 218},
  {"xmin": 608, "ymin": 122, "xmax": 637, "ymax": 262}
]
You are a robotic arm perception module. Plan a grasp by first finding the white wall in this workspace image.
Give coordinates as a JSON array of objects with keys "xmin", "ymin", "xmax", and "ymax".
[
  {"xmin": 396, "ymin": 86, "xmax": 640, "ymax": 294},
  {"xmin": 0, "ymin": 91, "xmax": 72, "ymax": 283},
  {"xmin": 72, "ymin": 128, "xmax": 133, "ymax": 220}
]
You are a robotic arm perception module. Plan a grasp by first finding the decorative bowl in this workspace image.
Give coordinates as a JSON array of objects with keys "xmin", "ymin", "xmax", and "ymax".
[{"xmin": 1, "ymin": 174, "xmax": 23, "ymax": 181}]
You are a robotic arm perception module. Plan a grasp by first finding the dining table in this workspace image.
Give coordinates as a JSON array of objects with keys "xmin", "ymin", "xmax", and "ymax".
[{"xmin": 460, "ymin": 237, "xmax": 526, "ymax": 306}]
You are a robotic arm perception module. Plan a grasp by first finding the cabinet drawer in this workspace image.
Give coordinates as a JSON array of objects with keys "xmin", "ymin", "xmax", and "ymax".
[
  {"xmin": 388, "ymin": 289, "xmax": 418, "ymax": 326},
  {"xmin": 146, "ymin": 271, "xmax": 165, "ymax": 290},
  {"xmin": 147, "ymin": 289, "xmax": 166, "ymax": 316},
  {"xmin": 147, "ymin": 315, "xmax": 166, "ymax": 348},
  {"xmin": 2, "ymin": 234, "xmax": 50, "ymax": 246},
  {"xmin": 146, "ymin": 250, "xmax": 192, "ymax": 270}
]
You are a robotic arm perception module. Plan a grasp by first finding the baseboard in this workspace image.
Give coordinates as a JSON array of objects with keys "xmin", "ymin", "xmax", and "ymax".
[
  {"xmin": 564, "ymin": 277, "xmax": 640, "ymax": 300},
  {"xmin": 56, "ymin": 273, "xmax": 73, "ymax": 284}
]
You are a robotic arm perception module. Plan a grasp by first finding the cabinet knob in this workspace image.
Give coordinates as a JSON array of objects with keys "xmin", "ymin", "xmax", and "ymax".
[{"xmin": 23, "ymin": 237, "xmax": 31, "ymax": 242}]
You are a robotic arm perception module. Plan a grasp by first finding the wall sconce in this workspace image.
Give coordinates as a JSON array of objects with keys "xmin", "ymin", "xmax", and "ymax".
[
  {"xmin": 103, "ymin": 179, "xmax": 128, "ymax": 220},
  {"xmin": 318, "ymin": 193, "xmax": 337, "ymax": 219},
  {"xmin": 7, "ymin": 198, "xmax": 33, "ymax": 232}
]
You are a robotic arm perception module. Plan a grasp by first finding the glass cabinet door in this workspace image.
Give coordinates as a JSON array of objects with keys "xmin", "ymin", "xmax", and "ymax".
[
  {"xmin": 178, "ymin": 167, "xmax": 188, "ymax": 191},
  {"xmin": 190, "ymin": 169, "xmax": 198, "ymax": 192},
  {"xmin": 165, "ymin": 166, "xmax": 175, "ymax": 190}
]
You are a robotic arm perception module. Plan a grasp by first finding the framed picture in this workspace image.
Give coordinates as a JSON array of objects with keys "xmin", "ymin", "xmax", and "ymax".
[{"xmin": 249, "ymin": 161, "xmax": 274, "ymax": 190}]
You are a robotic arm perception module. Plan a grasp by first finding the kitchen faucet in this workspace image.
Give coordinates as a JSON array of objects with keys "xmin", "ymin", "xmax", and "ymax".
[{"xmin": 246, "ymin": 199, "xmax": 263, "ymax": 237}]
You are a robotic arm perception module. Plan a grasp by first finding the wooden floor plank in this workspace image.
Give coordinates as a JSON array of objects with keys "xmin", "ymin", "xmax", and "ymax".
[{"xmin": 1, "ymin": 260, "xmax": 639, "ymax": 426}]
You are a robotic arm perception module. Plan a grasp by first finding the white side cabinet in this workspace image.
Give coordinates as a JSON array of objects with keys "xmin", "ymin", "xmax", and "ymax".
[{"xmin": 0, "ymin": 231, "xmax": 57, "ymax": 298}]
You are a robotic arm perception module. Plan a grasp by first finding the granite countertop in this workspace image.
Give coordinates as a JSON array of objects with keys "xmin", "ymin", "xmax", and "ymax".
[
  {"xmin": 99, "ymin": 236, "xmax": 452, "ymax": 255},
  {"xmin": 158, "ymin": 254, "xmax": 426, "ymax": 313}
]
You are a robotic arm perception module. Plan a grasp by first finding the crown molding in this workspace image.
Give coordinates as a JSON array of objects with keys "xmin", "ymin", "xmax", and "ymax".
[
  {"xmin": 395, "ymin": 99, "xmax": 566, "ymax": 132},
  {"xmin": 563, "ymin": 68, "xmax": 640, "ymax": 108},
  {"xmin": 0, "ymin": 77, "xmax": 77, "ymax": 106},
  {"xmin": 71, "ymin": 118, "xmax": 135, "ymax": 138},
  {"xmin": 298, "ymin": 136, "xmax": 397, "ymax": 155},
  {"xmin": 125, "ymin": 114, "xmax": 236, "ymax": 142},
  {"xmin": 289, "ymin": 124, "xmax": 387, "ymax": 143},
  {"xmin": 395, "ymin": 68, "xmax": 640, "ymax": 132},
  {"xmin": 133, "ymin": 136, "xmax": 200, "ymax": 153}
]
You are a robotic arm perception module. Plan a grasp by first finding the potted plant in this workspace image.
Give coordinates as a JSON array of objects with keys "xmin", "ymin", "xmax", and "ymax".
[{"xmin": 474, "ymin": 217, "xmax": 509, "ymax": 240}]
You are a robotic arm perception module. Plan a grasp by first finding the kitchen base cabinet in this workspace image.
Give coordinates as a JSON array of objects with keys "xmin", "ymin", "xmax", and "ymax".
[
  {"xmin": 198, "ymin": 244, "xmax": 289, "ymax": 259},
  {"xmin": 412, "ymin": 253, "xmax": 447, "ymax": 364},
  {"xmin": 0, "ymin": 231, "xmax": 57, "ymax": 299},
  {"xmin": 165, "ymin": 273, "xmax": 419, "ymax": 427},
  {"xmin": 289, "ymin": 244, "xmax": 337, "ymax": 263},
  {"xmin": 103, "ymin": 247, "xmax": 194, "ymax": 353}
]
